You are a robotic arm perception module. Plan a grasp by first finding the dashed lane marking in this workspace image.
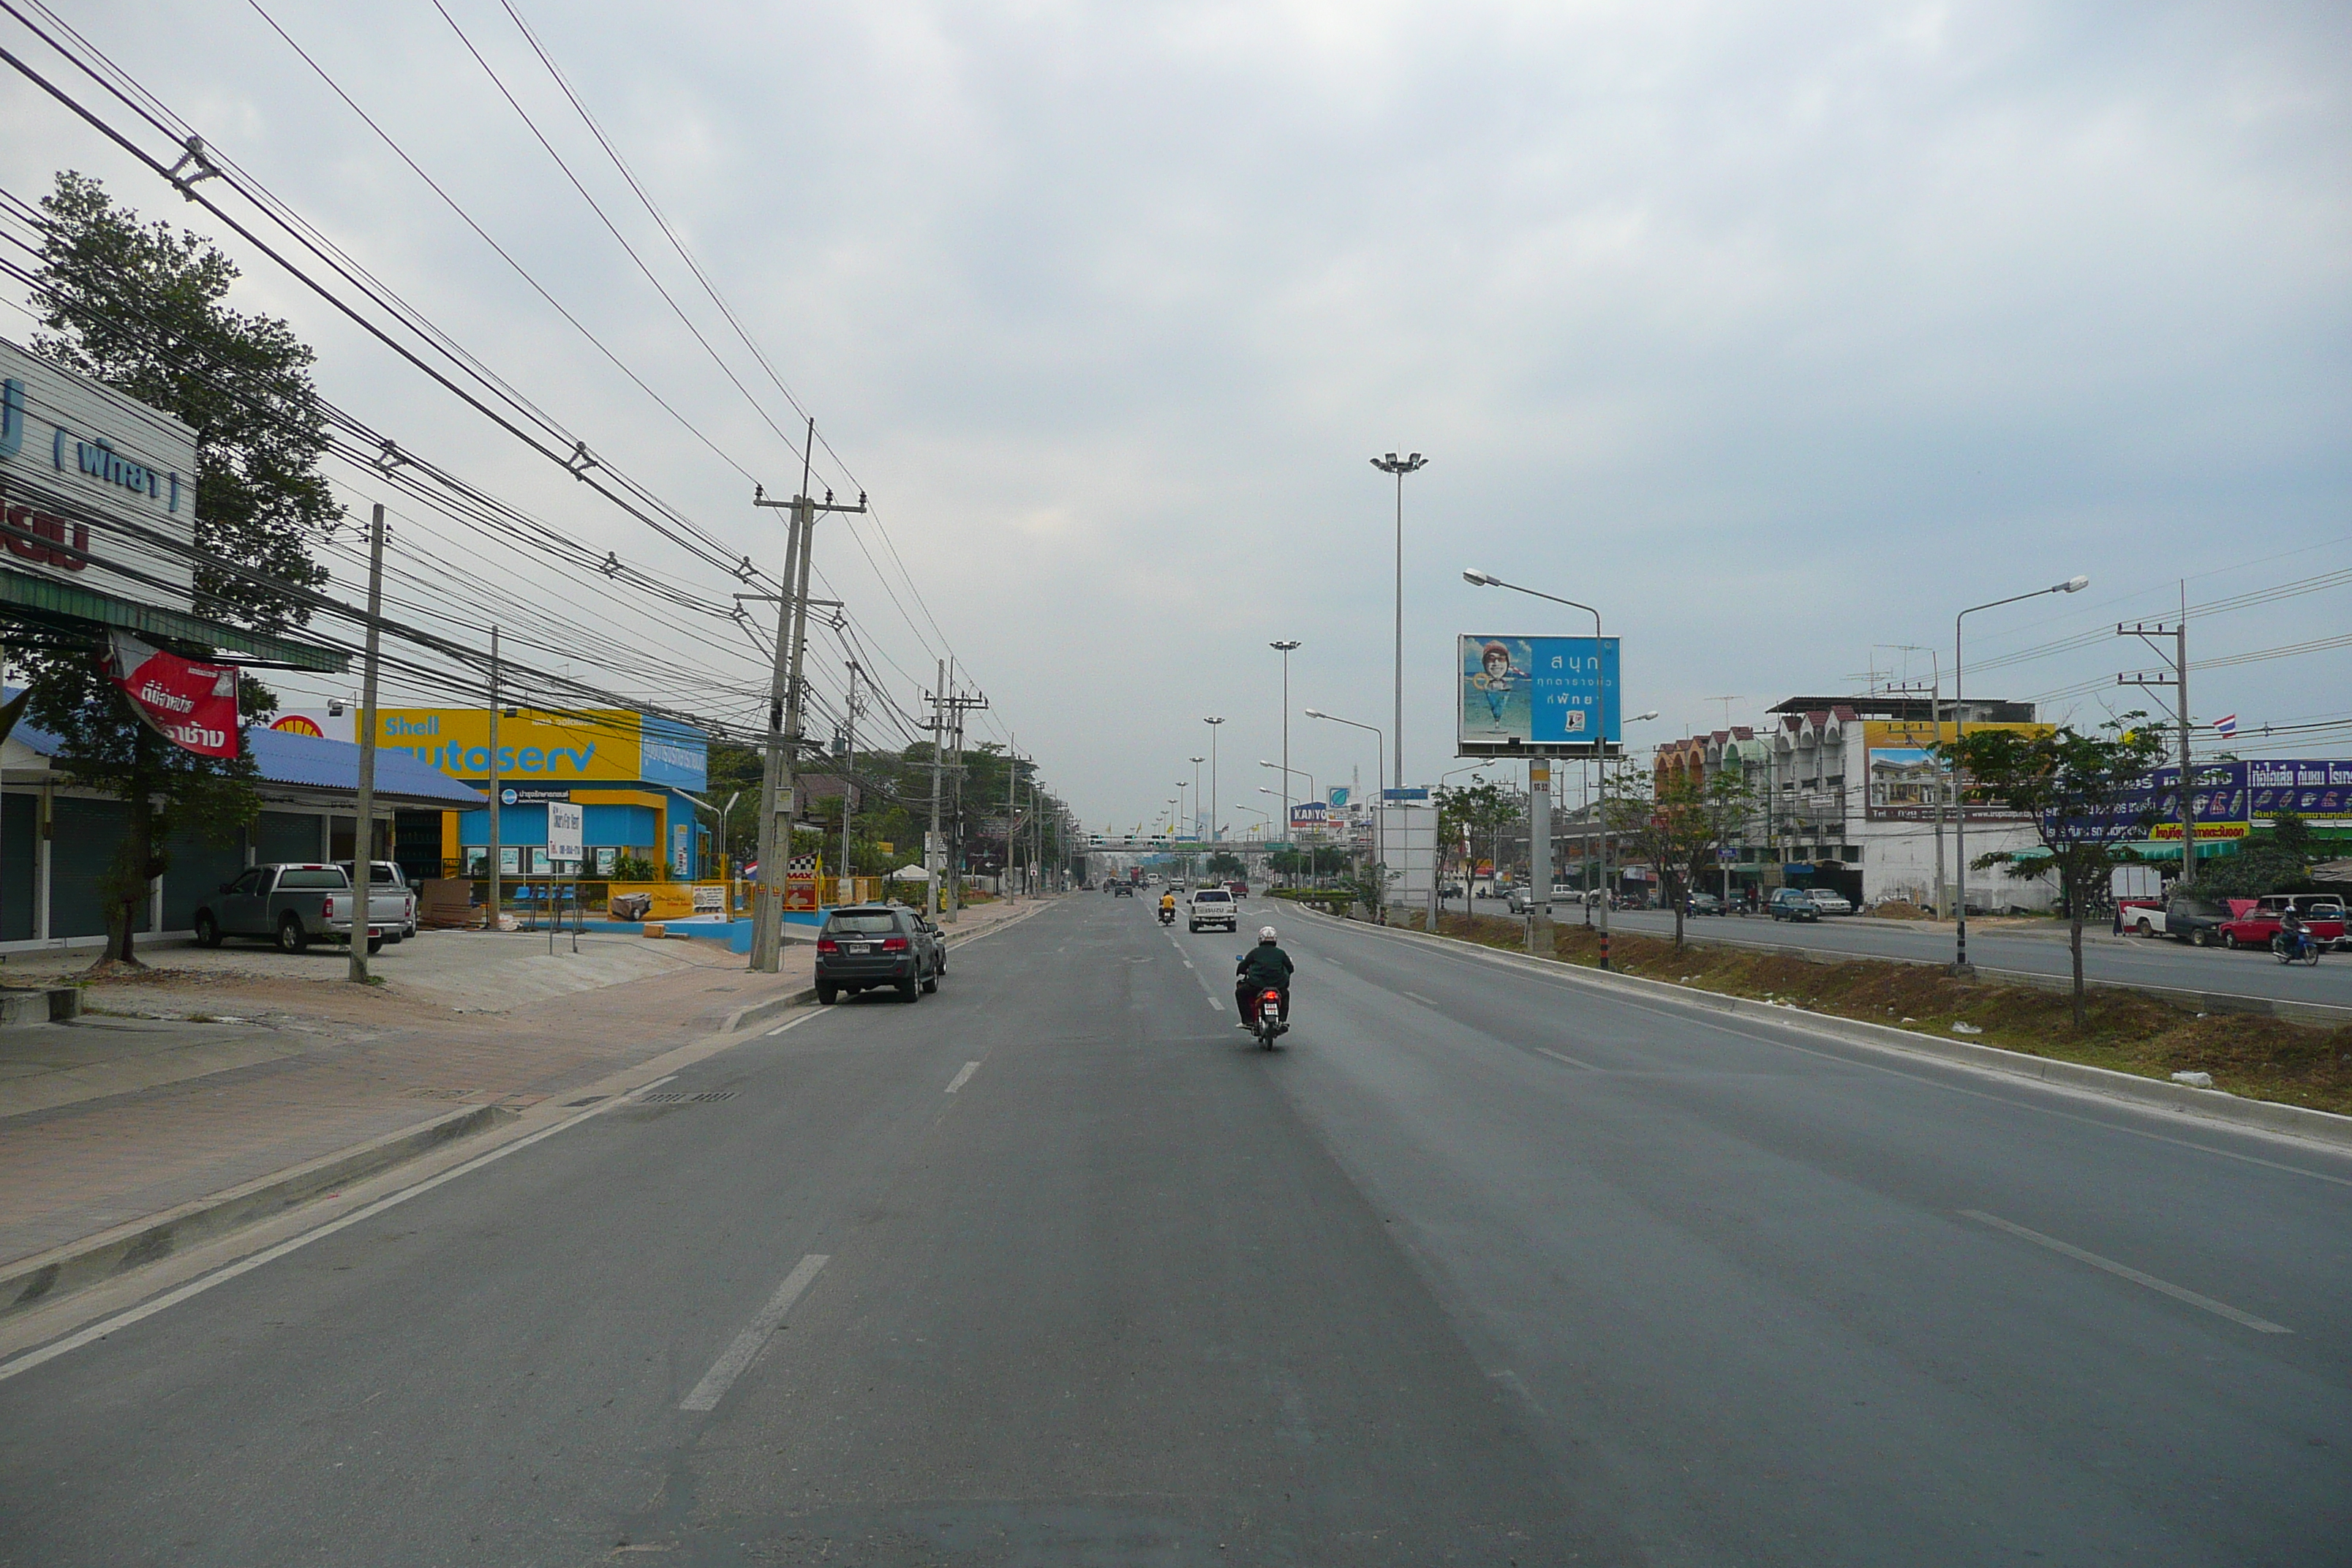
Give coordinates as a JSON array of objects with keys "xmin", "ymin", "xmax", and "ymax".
[
  {"xmin": 945, "ymin": 1060, "xmax": 981, "ymax": 1094},
  {"xmin": 1961, "ymin": 1209, "xmax": 2289, "ymax": 1335},
  {"xmin": 679, "ymin": 1254, "xmax": 831, "ymax": 1410},
  {"xmin": 1535, "ymin": 1047, "xmax": 1599, "ymax": 1071}
]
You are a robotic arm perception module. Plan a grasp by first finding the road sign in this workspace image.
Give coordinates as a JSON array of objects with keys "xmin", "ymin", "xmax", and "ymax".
[{"xmin": 548, "ymin": 802, "xmax": 584, "ymax": 862}]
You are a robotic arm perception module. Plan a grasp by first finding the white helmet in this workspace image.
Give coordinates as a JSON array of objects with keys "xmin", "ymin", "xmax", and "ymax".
[{"xmin": 1259, "ymin": 926, "xmax": 1278, "ymax": 943}]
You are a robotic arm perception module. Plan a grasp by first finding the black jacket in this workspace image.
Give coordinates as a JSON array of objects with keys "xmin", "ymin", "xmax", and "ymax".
[{"xmin": 1237, "ymin": 944, "xmax": 1294, "ymax": 989}]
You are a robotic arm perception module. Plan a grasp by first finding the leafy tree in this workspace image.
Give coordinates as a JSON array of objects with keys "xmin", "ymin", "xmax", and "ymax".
[
  {"xmin": 1942, "ymin": 716, "xmax": 2168, "ymax": 1025},
  {"xmin": 1604, "ymin": 768, "xmax": 1755, "ymax": 950},
  {"xmin": 1437, "ymin": 779, "xmax": 1523, "ymax": 898},
  {"xmin": 1206, "ymin": 853, "xmax": 1244, "ymax": 878},
  {"xmin": 2196, "ymin": 811, "xmax": 2321, "ymax": 900},
  {"xmin": 20, "ymin": 173, "xmax": 339, "ymax": 965}
]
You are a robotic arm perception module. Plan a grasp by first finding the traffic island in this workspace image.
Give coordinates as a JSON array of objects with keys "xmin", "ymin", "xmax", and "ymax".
[{"xmin": 1424, "ymin": 911, "xmax": 2352, "ymax": 1120}]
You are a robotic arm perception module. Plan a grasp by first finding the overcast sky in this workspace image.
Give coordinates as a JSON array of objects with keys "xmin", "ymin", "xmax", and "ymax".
[{"xmin": 4, "ymin": 0, "xmax": 2346, "ymax": 828}]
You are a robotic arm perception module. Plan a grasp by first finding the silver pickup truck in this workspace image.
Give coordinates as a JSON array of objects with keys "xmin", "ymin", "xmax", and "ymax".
[
  {"xmin": 336, "ymin": 861, "xmax": 417, "ymax": 942},
  {"xmin": 190, "ymin": 863, "xmax": 386, "ymax": 954}
]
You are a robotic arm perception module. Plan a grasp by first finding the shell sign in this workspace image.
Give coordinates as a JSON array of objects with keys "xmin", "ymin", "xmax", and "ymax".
[{"xmin": 269, "ymin": 713, "xmax": 327, "ymax": 738}]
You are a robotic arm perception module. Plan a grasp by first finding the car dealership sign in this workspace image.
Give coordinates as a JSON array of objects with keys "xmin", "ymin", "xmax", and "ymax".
[{"xmin": 0, "ymin": 336, "xmax": 197, "ymax": 611}]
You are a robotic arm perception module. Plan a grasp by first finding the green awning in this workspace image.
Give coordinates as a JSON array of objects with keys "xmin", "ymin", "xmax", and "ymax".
[
  {"xmin": 2118, "ymin": 840, "xmax": 2238, "ymax": 863},
  {"xmin": 0, "ymin": 567, "xmax": 347, "ymax": 672}
]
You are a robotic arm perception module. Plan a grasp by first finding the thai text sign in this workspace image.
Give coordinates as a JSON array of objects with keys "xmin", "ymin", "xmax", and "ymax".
[
  {"xmin": 2247, "ymin": 758, "xmax": 2352, "ymax": 823},
  {"xmin": 1458, "ymin": 635, "xmax": 1619, "ymax": 755},
  {"xmin": 0, "ymin": 337, "xmax": 197, "ymax": 610},
  {"xmin": 103, "ymin": 630, "xmax": 237, "ymax": 758}
]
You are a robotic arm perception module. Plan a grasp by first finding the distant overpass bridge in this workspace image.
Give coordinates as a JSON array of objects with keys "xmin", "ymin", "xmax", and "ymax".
[{"xmin": 1083, "ymin": 837, "xmax": 1305, "ymax": 859}]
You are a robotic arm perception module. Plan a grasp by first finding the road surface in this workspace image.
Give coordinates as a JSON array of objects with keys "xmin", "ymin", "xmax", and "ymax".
[{"xmin": 1, "ymin": 896, "xmax": 2345, "ymax": 1564}]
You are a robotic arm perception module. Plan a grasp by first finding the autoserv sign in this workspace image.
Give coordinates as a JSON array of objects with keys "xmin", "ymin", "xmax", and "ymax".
[
  {"xmin": 0, "ymin": 337, "xmax": 197, "ymax": 610},
  {"xmin": 267, "ymin": 706, "xmax": 707, "ymax": 789}
]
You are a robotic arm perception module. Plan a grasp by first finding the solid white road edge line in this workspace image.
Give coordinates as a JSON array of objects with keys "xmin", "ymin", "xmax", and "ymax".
[
  {"xmin": 1960, "ymin": 1209, "xmax": 2290, "ymax": 1334},
  {"xmin": 1535, "ymin": 1047, "xmax": 1598, "ymax": 1071},
  {"xmin": 0, "ymin": 1072, "xmax": 693, "ymax": 1384},
  {"xmin": 679, "ymin": 1253, "xmax": 830, "ymax": 1411},
  {"xmin": 944, "ymin": 1060, "xmax": 981, "ymax": 1094}
]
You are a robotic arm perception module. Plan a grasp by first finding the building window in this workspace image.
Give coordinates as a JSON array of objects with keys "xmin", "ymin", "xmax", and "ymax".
[{"xmin": 1842, "ymin": 845, "xmax": 1863, "ymax": 862}]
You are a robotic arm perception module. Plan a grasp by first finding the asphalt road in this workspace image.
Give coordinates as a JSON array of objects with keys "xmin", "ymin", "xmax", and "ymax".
[
  {"xmin": 1463, "ymin": 895, "xmax": 2352, "ymax": 1009},
  {"xmin": 1, "ymin": 897, "xmax": 2346, "ymax": 1565}
]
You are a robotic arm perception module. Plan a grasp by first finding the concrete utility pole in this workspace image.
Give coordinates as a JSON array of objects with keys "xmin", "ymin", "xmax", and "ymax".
[
  {"xmin": 748, "ymin": 421, "xmax": 867, "ymax": 971},
  {"xmin": 1004, "ymin": 741, "xmax": 1022, "ymax": 900},
  {"xmin": 2118, "ymin": 585, "xmax": 2197, "ymax": 885},
  {"xmin": 840, "ymin": 659, "xmax": 859, "ymax": 906},
  {"xmin": 927, "ymin": 659, "xmax": 946, "ymax": 918},
  {"xmin": 1370, "ymin": 452, "xmax": 1426, "ymax": 791},
  {"xmin": 486, "ymin": 625, "xmax": 501, "ymax": 931},
  {"xmin": 349, "ymin": 502, "xmax": 386, "ymax": 984},
  {"xmin": 938, "ymin": 674, "xmax": 987, "ymax": 923}
]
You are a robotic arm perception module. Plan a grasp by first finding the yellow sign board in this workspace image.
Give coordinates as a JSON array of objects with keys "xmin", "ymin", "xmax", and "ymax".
[{"xmin": 372, "ymin": 708, "xmax": 643, "ymax": 782}]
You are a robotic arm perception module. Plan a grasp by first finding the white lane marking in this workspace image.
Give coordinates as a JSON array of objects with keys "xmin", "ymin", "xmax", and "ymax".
[
  {"xmin": 0, "ymin": 1072, "xmax": 688, "ymax": 1384},
  {"xmin": 1960, "ymin": 1210, "xmax": 2290, "ymax": 1335},
  {"xmin": 679, "ymin": 1253, "xmax": 830, "ymax": 1411},
  {"xmin": 764, "ymin": 1022, "xmax": 801, "ymax": 1036},
  {"xmin": 1402, "ymin": 991, "xmax": 1436, "ymax": 1006},
  {"xmin": 944, "ymin": 1060, "xmax": 981, "ymax": 1094},
  {"xmin": 1535, "ymin": 1047, "xmax": 1598, "ymax": 1071},
  {"xmin": 1310, "ymin": 920, "xmax": 2352, "ymax": 1190}
]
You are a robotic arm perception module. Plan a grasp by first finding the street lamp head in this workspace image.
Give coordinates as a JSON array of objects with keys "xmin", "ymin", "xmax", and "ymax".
[
  {"xmin": 2059, "ymin": 574, "xmax": 2090, "ymax": 593},
  {"xmin": 1303, "ymin": 708, "xmax": 1327, "ymax": 720},
  {"xmin": 1629, "ymin": 710, "xmax": 1661, "ymax": 723},
  {"xmin": 1270, "ymin": 639, "xmax": 1300, "ymax": 652},
  {"xmin": 1205, "ymin": 715, "xmax": 1224, "ymax": 725},
  {"xmin": 1463, "ymin": 568, "xmax": 1501, "ymax": 587}
]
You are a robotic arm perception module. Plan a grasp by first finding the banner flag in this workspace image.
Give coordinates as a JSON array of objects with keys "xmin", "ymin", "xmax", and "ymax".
[{"xmin": 101, "ymin": 630, "xmax": 238, "ymax": 758}]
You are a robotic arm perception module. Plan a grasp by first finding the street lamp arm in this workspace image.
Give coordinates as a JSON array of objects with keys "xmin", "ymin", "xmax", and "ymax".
[{"xmin": 1463, "ymin": 570, "xmax": 1602, "ymax": 638}]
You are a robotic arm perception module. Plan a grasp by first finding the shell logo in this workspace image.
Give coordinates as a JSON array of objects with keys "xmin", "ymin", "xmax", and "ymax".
[{"xmin": 270, "ymin": 714, "xmax": 325, "ymax": 737}]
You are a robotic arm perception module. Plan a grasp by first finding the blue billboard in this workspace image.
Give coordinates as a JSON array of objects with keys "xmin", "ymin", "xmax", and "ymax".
[{"xmin": 1458, "ymin": 635, "xmax": 1620, "ymax": 755}]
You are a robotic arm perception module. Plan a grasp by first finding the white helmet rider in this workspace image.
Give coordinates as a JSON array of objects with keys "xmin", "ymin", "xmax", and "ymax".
[{"xmin": 1258, "ymin": 926, "xmax": 1278, "ymax": 943}]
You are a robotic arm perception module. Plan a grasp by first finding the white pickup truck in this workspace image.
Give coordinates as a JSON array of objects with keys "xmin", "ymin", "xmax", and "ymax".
[
  {"xmin": 337, "ymin": 861, "xmax": 418, "ymax": 941},
  {"xmin": 190, "ymin": 864, "xmax": 388, "ymax": 954}
]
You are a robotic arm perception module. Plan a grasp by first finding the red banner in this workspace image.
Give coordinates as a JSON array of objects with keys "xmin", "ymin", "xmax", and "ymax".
[{"xmin": 102, "ymin": 631, "xmax": 239, "ymax": 758}]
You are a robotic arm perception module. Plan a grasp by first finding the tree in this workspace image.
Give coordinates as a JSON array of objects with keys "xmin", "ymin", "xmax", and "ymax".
[
  {"xmin": 1206, "ymin": 852, "xmax": 1244, "ymax": 878},
  {"xmin": 19, "ymin": 173, "xmax": 336, "ymax": 965},
  {"xmin": 2196, "ymin": 811, "xmax": 2320, "ymax": 900},
  {"xmin": 1437, "ymin": 779, "xmax": 1523, "ymax": 898},
  {"xmin": 1605, "ymin": 769, "xmax": 1755, "ymax": 951},
  {"xmin": 1942, "ymin": 717, "xmax": 2168, "ymax": 1026}
]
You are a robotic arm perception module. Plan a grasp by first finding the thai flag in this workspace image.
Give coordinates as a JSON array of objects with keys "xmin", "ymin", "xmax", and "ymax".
[{"xmin": 2212, "ymin": 714, "xmax": 2237, "ymax": 738}]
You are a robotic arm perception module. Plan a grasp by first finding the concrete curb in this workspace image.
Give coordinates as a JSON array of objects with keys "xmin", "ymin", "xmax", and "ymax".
[
  {"xmin": 1590, "ymin": 919, "xmax": 2352, "ymax": 1026},
  {"xmin": 1298, "ymin": 907, "xmax": 2352, "ymax": 1156},
  {"xmin": 1, "ymin": 1101, "xmax": 518, "ymax": 1320}
]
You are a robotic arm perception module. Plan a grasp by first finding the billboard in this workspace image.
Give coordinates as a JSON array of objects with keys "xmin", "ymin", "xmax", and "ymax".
[
  {"xmin": 0, "ymin": 337, "xmax": 197, "ymax": 611},
  {"xmin": 2247, "ymin": 758, "xmax": 2352, "ymax": 823},
  {"xmin": 268, "ymin": 706, "xmax": 707, "ymax": 791},
  {"xmin": 1863, "ymin": 720, "xmax": 2047, "ymax": 821},
  {"xmin": 1458, "ymin": 636, "xmax": 1620, "ymax": 756}
]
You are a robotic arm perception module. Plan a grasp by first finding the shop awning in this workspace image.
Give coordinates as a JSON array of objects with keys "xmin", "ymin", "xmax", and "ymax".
[{"xmin": 0, "ymin": 567, "xmax": 347, "ymax": 672}]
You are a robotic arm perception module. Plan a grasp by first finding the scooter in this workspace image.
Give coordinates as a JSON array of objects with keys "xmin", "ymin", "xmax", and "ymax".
[
  {"xmin": 1245, "ymin": 984, "xmax": 1287, "ymax": 1048},
  {"xmin": 1158, "ymin": 905, "xmax": 1175, "ymax": 926},
  {"xmin": 2274, "ymin": 930, "xmax": 2321, "ymax": 966}
]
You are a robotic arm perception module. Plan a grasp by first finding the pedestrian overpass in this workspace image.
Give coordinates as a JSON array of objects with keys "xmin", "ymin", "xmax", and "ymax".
[{"xmin": 1083, "ymin": 837, "xmax": 1297, "ymax": 859}]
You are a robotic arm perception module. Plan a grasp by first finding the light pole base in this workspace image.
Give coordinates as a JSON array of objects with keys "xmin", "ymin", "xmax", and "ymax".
[{"xmin": 1948, "ymin": 962, "xmax": 1977, "ymax": 978}]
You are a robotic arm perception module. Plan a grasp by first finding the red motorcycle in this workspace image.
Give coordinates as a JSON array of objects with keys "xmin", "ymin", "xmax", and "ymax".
[{"xmin": 1247, "ymin": 986, "xmax": 1288, "ymax": 1048}]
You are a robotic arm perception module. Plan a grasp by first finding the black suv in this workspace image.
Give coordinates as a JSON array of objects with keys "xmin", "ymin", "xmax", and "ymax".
[{"xmin": 815, "ymin": 905, "xmax": 942, "ymax": 1003}]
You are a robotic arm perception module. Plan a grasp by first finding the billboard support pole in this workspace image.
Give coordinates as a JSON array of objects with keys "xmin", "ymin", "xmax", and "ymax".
[
  {"xmin": 486, "ymin": 625, "xmax": 500, "ymax": 932},
  {"xmin": 1527, "ymin": 761, "xmax": 1550, "ymax": 954}
]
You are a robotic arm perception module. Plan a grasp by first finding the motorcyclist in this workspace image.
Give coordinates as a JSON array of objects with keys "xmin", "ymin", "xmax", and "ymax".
[
  {"xmin": 1235, "ymin": 925, "xmax": 1294, "ymax": 1028},
  {"xmin": 2278, "ymin": 909, "xmax": 2312, "ymax": 961},
  {"xmin": 1158, "ymin": 890, "xmax": 1177, "ymax": 921}
]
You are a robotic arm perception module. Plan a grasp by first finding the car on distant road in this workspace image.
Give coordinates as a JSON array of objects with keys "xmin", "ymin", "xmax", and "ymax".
[
  {"xmin": 1226, "ymin": 881, "xmax": 1249, "ymax": 898},
  {"xmin": 1805, "ymin": 889, "xmax": 1855, "ymax": 916},
  {"xmin": 1506, "ymin": 884, "xmax": 1581, "ymax": 915},
  {"xmin": 1686, "ymin": 892, "xmax": 1725, "ymax": 916},
  {"xmin": 2218, "ymin": 896, "xmax": 2346, "ymax": 953},
  {"xmin": 2160, "ymin": 893, "xmax": 2232, "ymax": 946},
  {"xmin": 191, "ymin": 863, "xmax": 387, "ymax": 954},
  {"xmin": 1768, "ymin": 888, "xmax": 1822, "ymax": 922},
  {"xmin": 814, "ymin": 905, "xmax": 940, "ymax": 1003},
  {"xmin": 1188, "ymin": 886, "xmax": 1240, "ymax": 932},
  {"xmin": 1112, "ymin": 882, "xmax": 1134, "ymax": 897}
]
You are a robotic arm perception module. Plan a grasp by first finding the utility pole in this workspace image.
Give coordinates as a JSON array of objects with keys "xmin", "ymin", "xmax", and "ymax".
[
  {"xmin": 927, "ymin": 659, "xmax": 946, "ymax": 918},
  {"xmin": 2119, "ymin": 588, "xmax": 2196, "ymax": 883},
  {"xmin": 940, "ymin": 675, "xmax": 986, "ymax": 923},
  {"xmin": 486, "ymin": 625, "xmax": 501, "ymax": 932},
  {"xmin": 748, "ymin": 421, "xmax": 865, "ymax": 971},
  {"xmin": 1005, "ymin": 740, "xmax": 1022, "ymax": 900},
  {"xmin": 840, "ymin": 658, "xmax": 859, "ymax": 907},
  {"xmin": 349, "ymin": 502, "xmax": 386, "ymax": 984}
]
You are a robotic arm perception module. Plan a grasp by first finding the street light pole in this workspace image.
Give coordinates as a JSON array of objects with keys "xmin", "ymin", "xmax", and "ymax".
[
  {"xmin": 1953, "ymin": 574, "xmax": 2089, "ymax": 974},
  {"xmin": 1190, "ymin": 755, "xmax": 1205, "ymax": 840},
  {"xmin": 1371, "ymin": 453, "xmax": 1425, "ymax": 791},
  {"xmin": 1205, "ymin": 717, "xmax": 1225, "ymax": 848},
  {"xmin": 1270, "ymin": 641, "xmax": 1300, "ymax": 884}
]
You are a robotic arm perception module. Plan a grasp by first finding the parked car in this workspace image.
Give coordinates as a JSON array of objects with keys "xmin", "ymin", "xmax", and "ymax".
[
  {"xmin": 1686, "ymin": 892, "xmax": 1725, "ymax": 916},
  {"xmin": 1804, "ymin": 889, "xmax": 1855, "ymax": 916},
  {"xmin": 1505, "ymin": 884, "xmax": 1580, "ymax": 914},
  {"xmin": 2117, "ymin": 897, "xmax": 2167, "ymax": 936},
  {"xmin": 2160, "ymin": 893, "xmax": 2232, "ymax": 946},
  {"xmin": 1188, "ymin": 886, "xmax": 1240, "ymax": 932},
  {"xmin": 191, "ymin": 864, "xmax": 387, "ymax": 954},
  {"xmin": 2217, "ymin": 896, "xmax": 2347, "ymax": 953},
  {"xmin": 814, "ymin": 905, "xmax": 940, "ymax": 1003},
  {"xmin": 335, "ymin": 860, "xmax": 418, "ymax": 942},
  {"xmin": 1768, "ymin": 888, "xmax": 1822, "ymax": 922}
]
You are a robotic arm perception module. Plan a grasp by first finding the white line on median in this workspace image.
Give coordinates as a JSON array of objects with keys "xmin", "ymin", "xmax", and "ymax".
[
  {"xmin": 679, "ymin": 1253, "xmax": 830, "ymax": 1411},
  {"xmin": 1535, "ymin": 1047, "xmax": 1598, "ymax": 1071},
  {"xmin": 0, "ymin": 1074, "xmax": 685, "ymax": 1384},
  {"xmin": 1960, "ymin": 1209, "xmax": 2290, "ymax": 1334},
  {"xmin": 944, "ymin": 1060, "xmax": 981, "ymax": 1094}
]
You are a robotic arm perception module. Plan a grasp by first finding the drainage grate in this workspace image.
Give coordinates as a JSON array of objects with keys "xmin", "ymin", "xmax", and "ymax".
[{"xmin": 638, "ymin": 1090, "xmax": 738, "ymax": 1104}]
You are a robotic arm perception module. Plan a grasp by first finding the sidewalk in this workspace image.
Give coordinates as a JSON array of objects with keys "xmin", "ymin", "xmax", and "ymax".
[{"xmin": 0, "ymin": 896, "xmax": 1048, "ymax": 1307}]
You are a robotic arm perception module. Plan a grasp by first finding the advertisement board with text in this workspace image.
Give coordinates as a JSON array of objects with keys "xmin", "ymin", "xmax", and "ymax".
[{"xmin": 1458, "ymin": 635, "xmax": 1620, "ymax": 757}]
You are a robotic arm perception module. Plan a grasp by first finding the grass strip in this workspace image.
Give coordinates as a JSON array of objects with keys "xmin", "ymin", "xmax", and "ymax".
[{"xmin": 1404, "ymin": 911, "xmax": 2352, "ymax": 1118}]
